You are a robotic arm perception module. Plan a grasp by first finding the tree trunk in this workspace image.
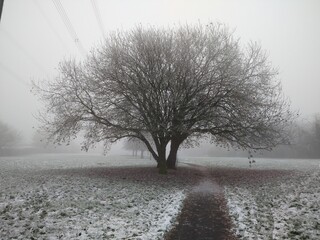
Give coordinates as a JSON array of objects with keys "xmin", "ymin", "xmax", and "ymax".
[
  {"xmin": 166, "ymin": 138, "xmax": 181, "ymax": 169},
  {"xmin": 140, "ymin": 150, "xmax": 144, "ymax": 159},
  {"xmin": 157, "ymin": 145, "xmax": 167, "ymax": 174},
  {"xmin": 158, "ymin": 159, "xmax": 167, "ymax": 174}
]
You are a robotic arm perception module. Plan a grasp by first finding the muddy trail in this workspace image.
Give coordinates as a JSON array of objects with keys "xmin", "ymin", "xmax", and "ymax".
[{"xmin": 165, "ymin": 163, "xmax": 237, "ymax": 240}]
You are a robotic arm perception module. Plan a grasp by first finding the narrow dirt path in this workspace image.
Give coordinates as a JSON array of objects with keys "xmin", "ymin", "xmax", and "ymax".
[{"xmin": 165, "ymin": 163, "xmax": 237, "ymax": 240}]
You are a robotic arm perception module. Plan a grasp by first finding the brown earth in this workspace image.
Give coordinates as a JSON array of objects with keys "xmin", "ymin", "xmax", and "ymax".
[
  {"xmin": 165, "ymin": 163, "xmax": 294, "ymax": 240},
  {"xmin": 165, "ymin": 164, "xmax": 237, "ymax": 240}
]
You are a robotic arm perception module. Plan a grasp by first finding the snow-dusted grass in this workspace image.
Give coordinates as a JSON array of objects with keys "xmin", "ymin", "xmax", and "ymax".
[
  {"xmin": 2, "ymin": 154, "xmax": 319, "ymax": 239},
  {"xmin": 0, "ymin": 154, "xmax": 195, "ymax": 240},
  {"xmin": 0, "ymin": 154, "xmax": 155, "ymax": 171},
  {"xmin": 181, "ymin": 156, "xmax": 320, "ymax": 171},
  {"xmin": 225, "ymin": 170, "xmax": 320, "ymax": 239},
  {"xmin": 184, "ymin": 157, "xmax": 320, "ymax": 240}
]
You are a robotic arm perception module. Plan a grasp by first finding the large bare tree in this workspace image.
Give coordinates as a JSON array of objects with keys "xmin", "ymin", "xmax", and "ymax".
[{"xmin": 34, "ymin": 23, "xmax": 294, "ymax": 173}]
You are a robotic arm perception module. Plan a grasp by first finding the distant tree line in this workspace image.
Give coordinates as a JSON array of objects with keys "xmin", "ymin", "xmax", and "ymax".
[
  {"xmin": 206, "ymin": 115, "xmax": 320, "ymax": 159},
  {"xmin": 31, "ymin": 130, "xmax": 80, "ymax": 154},
  {"xmin": 0, "ymin": 122, "xmax": 81, "ymax": 156},
  {"xmin": 123, "ymin": 138, "xmax": 148, "ymax": 158},
  {"xmin": 0, "ymin": 120, "xmax": 20, "ymax": 155},
  {"xmin": 270, "ymin": 115, "xmax": 320, "ymax": 158}
]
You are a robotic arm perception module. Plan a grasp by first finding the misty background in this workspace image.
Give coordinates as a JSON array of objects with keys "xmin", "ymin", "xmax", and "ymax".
[{"xmin": 1, "ymin": 0, "xmax": 320, "ymax": 157}]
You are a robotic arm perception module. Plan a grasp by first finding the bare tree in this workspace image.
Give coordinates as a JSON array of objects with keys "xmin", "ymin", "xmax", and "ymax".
[
  {"xmin": 33, "ymin": 23, "xmax": 294, "ymax": 173},
  {"xmin": 313, "ymin": 115, "xmax": 320, "ymax": 147},
  {"xmin": 293, "ymin": 115, "xmax": 320, "ymax": 158},
  {"xmin": 0, "ymin": 120, "xmax": 19, "ymax": 152},
  {"xmin": 123, "ymin": 138, "xmax": 148, "ymax": 158}
]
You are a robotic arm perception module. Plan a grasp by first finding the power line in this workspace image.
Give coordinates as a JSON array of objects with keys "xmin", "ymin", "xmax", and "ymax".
[
  {"xmin": 91, "ymin": 0, "xmax": 105, "ymax": 37},
  {"xmin": 52, "ymin": 0, "xmax": 82, "ymax": 50},
  {"xmin": 0, "ymin": 61, "xmax": 30, "ymax": 87},
  {"xmin": 0, "ymin": 28, "xmax": 47, "ymax": 74},
  {"xmin": 33, "ymin": 0, "xmax": 69, "ymax": 52},
  {"xmin": 53, "ymin": 0, "xmax": 76, "ymax": 40},
  {"xmin": 51, "ymin": 0, "xmax": 86, "ymax": 56}
]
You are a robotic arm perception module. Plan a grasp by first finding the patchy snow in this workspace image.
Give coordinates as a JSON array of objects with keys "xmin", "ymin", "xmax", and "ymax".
[
  {"xmin": 0, "ymin": 154, "xmax": 189, "ymax": 240},
  {"xmin": 219, "ymin": 159, "xmax": 320, "ymax": 240},
  {"xmin": 225, "ymin": 188, "xmax": 259, "ymax": 239},
  {"xmin": 181, "ymin": 156, "xmax": 320, "ymax": 171},
  {"xmin": 0, "ymin": 154, "xmax": 155, "ymax": 171},
  {"xmin": 1, "ymin": 154, "xmax": 319, "ymax": 239},
  {"xmin": 180, "ymin": 156, "xmax": 320, "ymax": 239}
]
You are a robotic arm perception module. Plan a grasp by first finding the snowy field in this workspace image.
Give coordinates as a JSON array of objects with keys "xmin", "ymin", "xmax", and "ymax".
[
  {"xmin": 1, "ymin": 154, "xmax": 319, "ymax": 239},
  {"xmin": 181, "ymin": 156, "xmax": 320, "ymax": 239},
  {"xmin": 0, "ymin": 154, "xmax": 198, "ymax": 240}
]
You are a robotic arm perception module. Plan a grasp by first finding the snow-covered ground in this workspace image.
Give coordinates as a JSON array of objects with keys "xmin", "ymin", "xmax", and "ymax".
[
  {"xmin": 181, "ymin": 156, "xmax": 320, "ymax": 239},
  {"xmin": 181, "ymin": 156, "xmax": 320, "ymax": 171},
  {"xmin": 224, "ymin": 170, "xmax": 320, "ymax": 239},
  {"xmin": 1, "ymin": 154, "xmax": 319, "ymax": 239},
  {"xmin": 0, "ymin": 154, "xmax": 194, "ymax": 240}
]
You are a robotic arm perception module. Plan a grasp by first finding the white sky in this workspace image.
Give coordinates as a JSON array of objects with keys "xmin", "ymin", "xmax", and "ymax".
[{"xmin": 0, "ymin": 0, "xmax": 320, "ymax": 143}]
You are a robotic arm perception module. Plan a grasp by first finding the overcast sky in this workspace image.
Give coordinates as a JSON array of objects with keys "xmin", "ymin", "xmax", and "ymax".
[{"xmin": 0, "ymin": 0, "xmax": 320, "ymax": 143}]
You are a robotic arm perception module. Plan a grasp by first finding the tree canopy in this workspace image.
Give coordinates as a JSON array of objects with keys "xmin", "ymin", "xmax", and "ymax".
[{"xmin": 34, "ymin": 23, "xmax": 294, "ymax": 173}]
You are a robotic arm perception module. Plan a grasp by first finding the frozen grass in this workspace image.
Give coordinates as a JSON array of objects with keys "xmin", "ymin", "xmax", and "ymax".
[
  {"xmin": 1, "ymin": 154, "xmax": 319, "ymax": 239},
  {"xmin": 183, "ymin": 157, "xmax": 320, "ymax": 240},
  {"xmin": 0, "ymin": 154, "xmax": 198, "ymax": 240},
  {"xmin": 181, "ymin": 156, "xmax": 320, "ymax": 171},
  {"xmin": 225, "ymin": 170, "xmax": 320, "ymax": 239}
]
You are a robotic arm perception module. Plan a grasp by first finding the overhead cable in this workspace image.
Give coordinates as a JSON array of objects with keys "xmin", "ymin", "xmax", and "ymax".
[
  {"xmin": 0, "ymin": 61, "xmax": 30, "ymax": 87},
  {"xmin": 0, "ymin": 28, "xmax": 47, "ymax": 74},
  {"xmin": 91, "ymin": 0, "xmax": 106, "ymax": 37},
  {"xmin": 33, "ymin": 0, "xmax": 69, "ymax": 51},
  {"xmin": 51, "ymin": 0, "xmax": 86, "ymax": 55}
]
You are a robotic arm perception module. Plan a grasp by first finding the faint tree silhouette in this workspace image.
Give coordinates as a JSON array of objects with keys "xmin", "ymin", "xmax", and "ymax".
[
  {"xmin": 123, "ymin": 138, "xmax": 148, "ymax": 158},
  {"xmin": 0, "ymin": 120, "xmax": 19, "ymax": 153}
]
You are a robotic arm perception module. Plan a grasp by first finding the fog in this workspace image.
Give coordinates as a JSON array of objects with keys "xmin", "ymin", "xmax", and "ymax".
[{"xmin": 1, "ymin": 0, "xmax": 320, "ymax": 152}]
